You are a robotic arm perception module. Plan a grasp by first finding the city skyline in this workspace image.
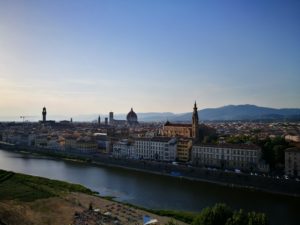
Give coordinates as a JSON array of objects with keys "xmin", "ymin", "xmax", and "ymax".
[{"xmin": 1, "ymin": 0, "xmax": 300, "ymax": 118}]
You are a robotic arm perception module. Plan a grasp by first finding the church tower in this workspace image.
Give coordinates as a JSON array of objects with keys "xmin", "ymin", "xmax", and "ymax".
[
  {"xmin": 192, "ymin": 101, "xmax": 199, "ymax": 139},
  {"xmin": 42, "ymin": 107, "xmax": 47, "ymax": 122},
  {"xmin": 109, "ymin": 112, "xmax": 114, "ymax": 125}
]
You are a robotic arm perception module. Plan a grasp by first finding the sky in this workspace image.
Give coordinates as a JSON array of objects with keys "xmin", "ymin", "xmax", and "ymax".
[{"xmin": 0, "ymin": 0, "xmax": 300, "ymax": 120}]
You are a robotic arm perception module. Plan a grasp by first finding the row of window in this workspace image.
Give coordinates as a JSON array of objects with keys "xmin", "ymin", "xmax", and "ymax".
[
  {"xmin": 196, "ymin": 159, "xmax": 249, "ymax": 167},
  {"xmin": 193, "ymin": 153, "xmax": 256, "ymax": 162},
  {"xmin": 193, "ymin": 148, "xmax": 258, "ymax": 156}
]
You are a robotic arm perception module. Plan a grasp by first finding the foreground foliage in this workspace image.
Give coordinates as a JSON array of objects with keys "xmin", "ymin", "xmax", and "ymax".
[{"xmin": 192, "ymin": 203, "xmax": 269, "ymax": 225}]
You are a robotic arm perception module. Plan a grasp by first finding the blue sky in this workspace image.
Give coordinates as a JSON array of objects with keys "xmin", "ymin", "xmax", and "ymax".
[{"xmin": 0, "ymin": 0, "xmax": 299, "ymax": 119}]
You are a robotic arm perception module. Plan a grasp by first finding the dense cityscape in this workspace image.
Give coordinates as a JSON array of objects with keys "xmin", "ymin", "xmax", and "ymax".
[{"xmin": 1, "ymin": 102, "xmax": 299, "ymax": 180}]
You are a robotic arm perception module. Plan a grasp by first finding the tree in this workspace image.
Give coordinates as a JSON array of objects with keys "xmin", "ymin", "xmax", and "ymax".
[
  {"xmin": 192, "ymin": 207, "xmax": 215, "ymax": 225},
  {"xmin": 261, "ymin": 137, "xmax": 290, "ymax": 169},
  {"xmin": 212, "ymin": 203, "xmax": 233, "ymax": 225},
  {"xmin": 225, "ymin": 210, "xmax": 270, "ymax": 225},
  {"xmin": 193, "ymin": 204, "xmax": 269, "ymax": 225},
  {"xmin": 225, "ymin": 210, "xmax": 248, "ymax": 225},
  {"xmin": 247, "ymin": 212, "xmax": 269, "ymax": 225},
  {"xmin": 273, "ymin": 145, "xmax": 285, "ymax": 165},
  {"xmin": 192, "ymin": 203, "xmax": 232, "ymax": 225}
]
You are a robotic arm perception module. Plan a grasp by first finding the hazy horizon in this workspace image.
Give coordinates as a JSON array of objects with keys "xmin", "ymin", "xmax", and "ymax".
[
  {"xmin": 1, "ymin": 103, "xmax": 300, "ymax": 122},
  {"xmin": 1, "ymin": 0, "xmax": 299, "ymax": 118}
]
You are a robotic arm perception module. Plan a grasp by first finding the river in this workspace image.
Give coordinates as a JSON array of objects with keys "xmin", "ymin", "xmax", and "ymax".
[{"xmin": 0, "ymin": 149, "xmax": 298, "ymax": 225}]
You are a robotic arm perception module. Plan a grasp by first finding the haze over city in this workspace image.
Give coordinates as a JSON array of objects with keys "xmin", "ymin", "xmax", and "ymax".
[{"xmin": 1, "ymin": 0, "xmax": 299, "ymax": 119}]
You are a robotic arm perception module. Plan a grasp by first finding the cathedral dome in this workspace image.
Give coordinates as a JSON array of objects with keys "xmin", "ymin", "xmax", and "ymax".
[{"xmin": 127, "ymin": 108, "xmax": 138, "ymax": 125}]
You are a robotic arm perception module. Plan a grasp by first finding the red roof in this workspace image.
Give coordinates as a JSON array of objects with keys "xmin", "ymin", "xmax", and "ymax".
[{"xmin": 164, "ymin": 123, "xmax": 191, "ymax": 127}]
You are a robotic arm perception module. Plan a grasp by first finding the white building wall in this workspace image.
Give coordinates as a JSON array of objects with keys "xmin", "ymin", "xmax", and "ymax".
[
  {"xmin": 191, "ymin": 145, "xmax": 261, "ymax": 171},
  {"xmin": 112, "ymin": 138, "xmax": 177, "ymax": 162}
]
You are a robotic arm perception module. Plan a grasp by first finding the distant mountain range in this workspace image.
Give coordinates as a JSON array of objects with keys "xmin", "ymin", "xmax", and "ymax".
[
  {"xmin": 168, "ymin": 104, "xmax": 300, "ymax": 122},
  {"xmin": 1, "ymin": 105, "xmax": 300, "ymax": 122},
  {"xmin": 111, "ymin": 104, "xmax": 300, "ymax": 122}
]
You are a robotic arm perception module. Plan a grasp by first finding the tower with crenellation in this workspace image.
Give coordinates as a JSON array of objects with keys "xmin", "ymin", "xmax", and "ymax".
[{"xmin": 192, "ymin": 101, "xmax": 199, "ymax": 140}]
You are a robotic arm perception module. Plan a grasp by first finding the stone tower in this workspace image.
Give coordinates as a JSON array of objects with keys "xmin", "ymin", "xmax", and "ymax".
[
  {"xmin": 192, "ymin": 101, "xmax": 199, "ymax": 139},
  {"xmin": 42, "ymin": 107, "xmax": 47, "ymax": 122},
  {"xmin": 109, "ymin": 112, "xmax": 114, "ymax": 125}
]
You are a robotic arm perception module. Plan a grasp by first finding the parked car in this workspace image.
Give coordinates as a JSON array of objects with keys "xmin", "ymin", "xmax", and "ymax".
[{"xmin": 234, "ymin": 169, "xmax": 241, "ymax": 173}]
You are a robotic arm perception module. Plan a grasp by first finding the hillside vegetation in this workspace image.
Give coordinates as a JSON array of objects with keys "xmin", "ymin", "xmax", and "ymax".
[
  {"xmin": 0, "ymin": 169, "xmax": 94, "ymax": 202},
  {"xmin": 0, "ymin": 170, "xmax": 269, "ymax": 225}
]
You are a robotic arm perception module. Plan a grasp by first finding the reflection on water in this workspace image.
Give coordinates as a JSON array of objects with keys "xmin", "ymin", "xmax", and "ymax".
[{"xmin": 0, "ymin": 149, "xmax": 298, "ymax": 225}]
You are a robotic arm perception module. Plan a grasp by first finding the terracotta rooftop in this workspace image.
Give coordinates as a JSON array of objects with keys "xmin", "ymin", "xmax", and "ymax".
[{"xmin": 164, "ymin": 122, "xmax": 191, "ymax": 127}]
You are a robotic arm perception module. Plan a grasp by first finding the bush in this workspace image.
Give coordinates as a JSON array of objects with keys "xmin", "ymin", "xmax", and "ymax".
[
  {"xmin": 192, "ymin": 204, "xmax": 269, "ymax": 225},
  {"xmin": 192, "ymin": 203, "xmax": 233, "ymax": 225}
]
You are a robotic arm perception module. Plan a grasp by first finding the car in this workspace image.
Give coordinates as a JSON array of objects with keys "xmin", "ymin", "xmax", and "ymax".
[{"xmin": 234, "ymin": 169, "xmax": 241, "ymax": 173}]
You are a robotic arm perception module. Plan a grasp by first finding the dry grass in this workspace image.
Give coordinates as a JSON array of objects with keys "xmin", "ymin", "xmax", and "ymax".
[
  {"xmin": 0, "ymin": 193, "xmax": 187, "ymax": 225},
  {"xmin": 0, "ymin": 170, "xmax": 187, "ymax": 225}
]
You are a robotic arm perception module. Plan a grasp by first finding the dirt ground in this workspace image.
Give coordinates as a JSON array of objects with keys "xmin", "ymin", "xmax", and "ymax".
[{"xmin": 0, "ymin": 193, "xmax": 187, "ymax": 225}]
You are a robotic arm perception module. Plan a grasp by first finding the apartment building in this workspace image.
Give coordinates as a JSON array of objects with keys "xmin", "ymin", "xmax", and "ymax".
[
  {"xmin": 285, "ymin": 147, "xmax": 300, "ymax": 177},
  {"xmin": 191, "ymin": 144, "xmax": 261, "ymax": 171},
  {"xmin": 176, "ymin": 138, "xmax": 193, "ymax": 162},
  {"xmin": 112, "ymin": 139, "xmax": 136, "ymax": 159},
  {"xmin": 112, "ymin": 137, "xmax": 177, "ymax": 161}
]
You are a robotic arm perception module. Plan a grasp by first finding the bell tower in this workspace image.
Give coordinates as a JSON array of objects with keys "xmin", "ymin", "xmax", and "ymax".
[
  {"xmin": 42, "ymin": 107, "xmax": 47, "ymax": 122},
  {"xmin": 192, "ymin": 101, "xmax": 199, "ymax": 139}
]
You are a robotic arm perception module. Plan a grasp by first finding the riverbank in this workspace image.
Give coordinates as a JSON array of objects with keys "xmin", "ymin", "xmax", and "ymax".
[
  {"xmin": 0, "ymin": 169, "xmax": 189, "ymax": 225},
  {"xmin": 1, "ymin": 144, "xmax": 300, "ymax": 198}
]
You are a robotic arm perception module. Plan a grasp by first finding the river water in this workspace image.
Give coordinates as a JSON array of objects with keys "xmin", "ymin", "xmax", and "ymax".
[{"xmin": 0, "ymin": 149, "xmax": 298, "ymax": 225}]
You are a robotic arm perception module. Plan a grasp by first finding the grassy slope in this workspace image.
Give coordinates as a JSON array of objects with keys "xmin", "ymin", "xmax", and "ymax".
[
  {"xmin": 0, "ymin": 169, "xmax": 94, "ymax": 202},
  {"xmin": 102, "ymin": 196, "xmax": 196, "ymax": 224},
  {"xmin": 0, "ymin": 169, "xmax": 195, "ymax": 223}
]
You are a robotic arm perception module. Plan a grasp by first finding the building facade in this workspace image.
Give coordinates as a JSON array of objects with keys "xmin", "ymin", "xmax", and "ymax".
[
  {"xmin": 112, "ymin": 139, "xmax": 136, "ymax": 159},
  {"xmin": 134, "ymin": 137, "xmax": 177, "ymax": 161},
  {"xmin": 176, "ymin": 138, "xmax": 193, "ymax": 162},
  {"xmin": 191, "ymin": 144, "xmax": 261, "ymax": 171},
  {"xmin": 112, "ymin": 137, "xmax": 177, "ymax": 161},
  {"xmin": 160, "ymin": 102, "xmax": 199, "ymax": 140},
  {"xmin": 285, "ymin": 147, "xmax": 300, "ymax": 177}
]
